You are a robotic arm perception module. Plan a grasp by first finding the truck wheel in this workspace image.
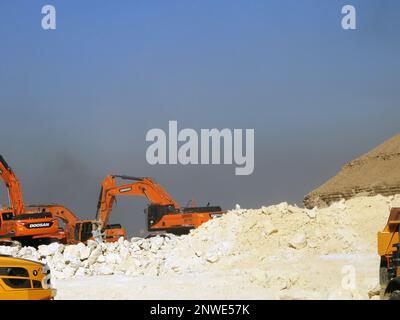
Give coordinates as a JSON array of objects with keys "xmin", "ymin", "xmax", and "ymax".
[
  {"xmin": 389, "ymin": 290, "xmax": 400, "ymax": 300},
  {"xmin": 380, "ymin": 267, "xmax": 389, "ymax": 286}
]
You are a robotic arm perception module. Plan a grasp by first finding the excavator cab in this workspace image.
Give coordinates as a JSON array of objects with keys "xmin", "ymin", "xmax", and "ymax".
[
  {"xmin": 73, "ymin": 221, "xmax": 126, "ymax": 243},
  {"xmin": 74, "ymin": 221, "xmax": 93, "ymax": 242},
  {"xmin": 146, "ymin": 204, "xmax": 177, "ymax": 230},
  {"xmin": 0, "ymin": 211, "xmax": 16, "ymax": 237}
]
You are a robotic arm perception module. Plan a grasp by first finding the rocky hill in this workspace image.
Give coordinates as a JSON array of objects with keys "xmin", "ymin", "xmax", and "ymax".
[{"xmin": 304, "ymin": 134, "xmax": 400, "ymax": 209}]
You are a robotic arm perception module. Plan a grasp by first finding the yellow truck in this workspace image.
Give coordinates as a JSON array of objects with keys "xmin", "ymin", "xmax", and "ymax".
[
  {"xmin": 378, "ymin": 207, "xmax": 400, "ymax": 299},
  {"xmin": 0, "ymin": 254, "xmax": 56, "ymax": 300}
]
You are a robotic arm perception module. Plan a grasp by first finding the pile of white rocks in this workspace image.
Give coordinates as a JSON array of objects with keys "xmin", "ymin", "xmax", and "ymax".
[
  {"xmin": 0, "ymin": 235, "xmax": 179, "ymax": 279},
  {"xmin": 0, "ymin": 193, "xmax": 398, "ymax": 297}
]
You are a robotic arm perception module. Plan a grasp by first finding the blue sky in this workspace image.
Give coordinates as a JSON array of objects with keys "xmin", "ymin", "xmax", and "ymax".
[{"xmin": 0, "ymin": 1, "xmax": 399, "ymax": 235}]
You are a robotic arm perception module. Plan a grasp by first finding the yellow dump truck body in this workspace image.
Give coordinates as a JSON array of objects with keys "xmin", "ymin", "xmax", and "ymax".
[
  {"xmin": 378, "ymin": 207, "xmax": 400, "ymax": 257},
  {"xmin": 0, "ymin": 255, "xmax": 56, "ymax": 300}
]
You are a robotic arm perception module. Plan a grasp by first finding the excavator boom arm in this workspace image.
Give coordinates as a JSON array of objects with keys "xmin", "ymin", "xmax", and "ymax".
[
  {"xmin": 0, "ymin": 155, "xmax": 25, "ymax": 214},
  {"xmin": 96, "ymin": 175, "xmax": 180, "ymax": 227}
]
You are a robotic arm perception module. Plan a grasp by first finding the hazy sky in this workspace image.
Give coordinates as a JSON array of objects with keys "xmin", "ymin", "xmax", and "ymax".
[{"xmin": 0, "ymin": 1, "xmax": 399, "ymax": 235}]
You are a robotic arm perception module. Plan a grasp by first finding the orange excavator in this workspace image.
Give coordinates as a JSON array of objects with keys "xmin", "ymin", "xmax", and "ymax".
[
  {"xmin": 0, "ymin": 155, "xmax": 60, "ymax": 246},
  {"xmin": 0, "ymin": 155, "xmax": 124, "ymax": 245},
  {"xmin": 96, "ymin": 175, "xmax": 224, "ymax": 235},
  {"xmin": 37, "ymin": 175, "xmax": 223, "ymax": 243},
  {"xmin": 0, "ymin": 153, "xmax": 223, "ymax": 245}
]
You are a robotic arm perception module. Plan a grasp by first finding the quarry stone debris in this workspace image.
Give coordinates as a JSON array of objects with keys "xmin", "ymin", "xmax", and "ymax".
[{"xmin": 1, "ymin": 193, "xmax": 399, "ymax": 299}]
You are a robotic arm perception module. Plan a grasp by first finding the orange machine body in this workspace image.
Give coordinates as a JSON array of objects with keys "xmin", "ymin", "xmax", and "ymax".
[
  {"xmin": 147, "ymin": 205, "xmax": 224, "ymax": 233},
  {"xmin": 0, "ymin": 210, "xmax": 59, "ymax": 239},
  {"xmin": 96, "ymin": 175, "xmax": 224, "ymax": 234}
]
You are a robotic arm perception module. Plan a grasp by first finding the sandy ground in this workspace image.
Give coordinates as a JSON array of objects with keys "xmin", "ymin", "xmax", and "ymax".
[{"xmin": 54, "ymin": 252, "xmax": 379, "ymax": 300}]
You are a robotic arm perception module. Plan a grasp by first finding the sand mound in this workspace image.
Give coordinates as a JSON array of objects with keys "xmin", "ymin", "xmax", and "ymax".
[
  {"xmin": 304, "ymin": 134, "xmax": 400, "ymax": 209},
  {"xmin": 1, "ymin": 194, "xmax": 399, "ymax": 299}
]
